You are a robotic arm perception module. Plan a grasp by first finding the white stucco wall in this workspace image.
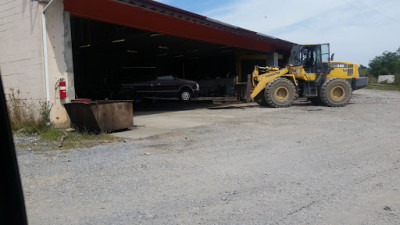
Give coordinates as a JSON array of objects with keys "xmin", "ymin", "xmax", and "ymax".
[
  {"xmin": 0, "ymin": 0, "xmax": 75, "ymax": 127},
  {"xmin": 44, "ymin": 0, "xmax": 75, "ymax": 127},
  {"xmin": 0, "ymin": 0, "xmax": 45, "ymax": 103},
  {"xmin": 378, "ymin": 75, "xmax": 395, "ymax": 84}
]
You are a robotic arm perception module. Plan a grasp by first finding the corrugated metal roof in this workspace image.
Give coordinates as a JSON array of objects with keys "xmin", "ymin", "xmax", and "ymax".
[
  {"xmin": 64, "ymin": 0, "xmax": 295, "ymax": 52},
  {"xmin": 124, "ymin": 0, "xmax": 294, "ymax": 49}
]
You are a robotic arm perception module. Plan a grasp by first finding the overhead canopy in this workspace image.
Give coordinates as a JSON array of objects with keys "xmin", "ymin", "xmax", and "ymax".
[{"xmin": 64, "ymin": 0, "xmax": 294, "ymax": 53}]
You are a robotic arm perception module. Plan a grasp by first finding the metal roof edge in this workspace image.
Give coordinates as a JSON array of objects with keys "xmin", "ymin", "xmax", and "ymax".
[{"xmin": 130, "ymin": 0, "xmax": 295, "ymax": 49}]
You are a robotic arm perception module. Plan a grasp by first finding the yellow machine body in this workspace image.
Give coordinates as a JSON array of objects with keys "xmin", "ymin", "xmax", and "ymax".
[
  {"xmin": 327, "ymin": 61, "xmax": 361, "ymax": 79},
  {"xmin": 250, "ymin": 44, "xmax": 368, "ymax": 107}
]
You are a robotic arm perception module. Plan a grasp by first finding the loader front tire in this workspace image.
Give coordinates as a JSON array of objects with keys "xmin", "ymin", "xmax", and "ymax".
[
  {"xmin": 264, "ymin": 78, "xmax": 295, "ymax": 108},
  {"xmin": 320, "ymin": 78, "xmax": 352, "ymax": 107},
  {"xmin": 255, "ymin": 90, "xmax": 268, "ymax": 106}
]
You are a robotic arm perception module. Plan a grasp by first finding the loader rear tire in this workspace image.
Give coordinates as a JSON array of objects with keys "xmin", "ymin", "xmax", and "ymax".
[
  {"xmin": 320, "ymin": 78, "xmax": 352, "ymax": 107},
  {"xmin": 264, "ymin": 78, "xmax": 296, "ymax": 108}
]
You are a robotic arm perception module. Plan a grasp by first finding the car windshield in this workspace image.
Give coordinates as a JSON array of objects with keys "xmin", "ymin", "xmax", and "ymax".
[{"xmin": 157, "ymin": 76, "xmax": 175, "ymax": 80}]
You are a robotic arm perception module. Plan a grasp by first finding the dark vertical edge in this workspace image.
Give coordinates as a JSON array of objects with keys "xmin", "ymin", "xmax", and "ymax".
[
  {"xmin": 245, "ymin": 74, "xmax": 251, "ymax": 103},
  {"xmin": 0, "ymin": 71, "xmax": 28, "ymax": 224}
]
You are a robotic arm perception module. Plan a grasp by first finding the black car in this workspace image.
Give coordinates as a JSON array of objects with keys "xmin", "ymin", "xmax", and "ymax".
[{"xmin": 119, "ymin": 76, "xmax": 200, "ymax": 102}]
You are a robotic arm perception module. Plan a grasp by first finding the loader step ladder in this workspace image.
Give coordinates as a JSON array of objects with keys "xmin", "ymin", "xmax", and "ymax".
[{"xmin": 303, "ymin": 81, "xmax": 318, "ymax": 97}]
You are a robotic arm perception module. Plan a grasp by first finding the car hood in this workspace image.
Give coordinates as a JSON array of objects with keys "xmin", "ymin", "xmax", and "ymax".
[{"xmin": 175, "ymin": 78, "xmax": 197, "ymax": 84}]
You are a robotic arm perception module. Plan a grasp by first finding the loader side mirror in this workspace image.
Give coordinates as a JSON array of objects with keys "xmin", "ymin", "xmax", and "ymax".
[{"xmin": 331, "ymin": 53, "xmax": 335, "ymax": 61}]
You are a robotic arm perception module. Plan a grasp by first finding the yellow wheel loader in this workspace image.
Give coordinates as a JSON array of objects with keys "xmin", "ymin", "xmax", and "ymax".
[{"xmin": 250, "ymin": 43, "xmax": 368, "ymax": 107}]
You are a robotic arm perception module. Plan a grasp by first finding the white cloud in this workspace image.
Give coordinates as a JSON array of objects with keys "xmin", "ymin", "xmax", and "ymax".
[{"xmin": 202, "ymin": 0, "xmax": 400, "ymax": 66}]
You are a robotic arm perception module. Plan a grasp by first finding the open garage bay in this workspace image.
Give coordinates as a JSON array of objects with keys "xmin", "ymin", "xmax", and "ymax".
[{"xmin": 70, "ymin": 16, "xmax": 289, "ymax": 101}]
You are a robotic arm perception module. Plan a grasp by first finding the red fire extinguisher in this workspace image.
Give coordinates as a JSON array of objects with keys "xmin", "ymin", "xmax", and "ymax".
[{"xmin": 59, "ymin": 79, "xmax": 67, "ymax": 99}]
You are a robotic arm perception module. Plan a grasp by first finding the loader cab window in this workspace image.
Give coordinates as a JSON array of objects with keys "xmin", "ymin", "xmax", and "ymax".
[
  {"xmin": 289, "ymin": 45, "xmax": 317, "ymax": 71},
  {"xmin": 303, "ymin": 48, "xmax": 316, "ymax": 71},
  {"xmin": 299, "ymin": 46, "xmax": 319, "ymax": 73},
  {"xmin": 289, "ymin": 44, "xmax": 330, "ymax": 73},
  {"xmin": 288, "ymin": 45, "xmax": 302, "ymax": 66},
  {"xmin": 321, "ymin": 43, "xmax": 330, "ymax": 63}
]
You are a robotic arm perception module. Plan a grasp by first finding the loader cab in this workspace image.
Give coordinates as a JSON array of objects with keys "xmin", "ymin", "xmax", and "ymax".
[{"xmin": 289, "ymin": 44, "xmax": 330, "ymax": 74}]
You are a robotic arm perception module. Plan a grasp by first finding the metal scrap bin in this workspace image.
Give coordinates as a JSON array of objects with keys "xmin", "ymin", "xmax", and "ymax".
[{"xmin": 64, "ymin": 100, "xmax": 133, "ymax": 132}]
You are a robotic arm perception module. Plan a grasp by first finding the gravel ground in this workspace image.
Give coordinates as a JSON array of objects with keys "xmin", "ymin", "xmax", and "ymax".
[{"xmin": 16, "ymin": 89, "xmax": 400, "ymax": 225}]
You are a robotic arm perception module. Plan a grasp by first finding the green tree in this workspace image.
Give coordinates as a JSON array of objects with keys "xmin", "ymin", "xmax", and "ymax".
[
  {"xmin": 369, "ymin": 47, "xmax": 400, "ymax": 77},
  {"xmin": 359, "ymin": 64, "xmax": 370, "ymax": 76}
]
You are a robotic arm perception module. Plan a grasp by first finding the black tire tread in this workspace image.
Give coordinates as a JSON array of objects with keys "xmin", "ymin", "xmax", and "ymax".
[
  {"xmin": 255, "ymin": 90, "xmax": 268, "ymax": 106},
  {"xmin": 320, "ymin": 78, "xmax": 352, "ymax": 107},
  {"xmin": 264, "ymin": 78, "xmax": 296, "ymax": 108}
]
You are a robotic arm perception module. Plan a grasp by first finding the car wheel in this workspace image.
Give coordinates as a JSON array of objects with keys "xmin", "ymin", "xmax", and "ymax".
[{"xmin": 178, "ymin": 89, "xmax": 192, "ymax": 103}]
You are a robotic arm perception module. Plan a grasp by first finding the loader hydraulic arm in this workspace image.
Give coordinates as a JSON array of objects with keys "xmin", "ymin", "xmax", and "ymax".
[{"xmin": 250, "ymin": 66, "xmax": 289, "ymax": 99}]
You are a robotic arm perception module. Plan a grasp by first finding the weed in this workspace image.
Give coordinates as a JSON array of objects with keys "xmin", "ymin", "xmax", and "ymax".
[
  {"xmin": 38, "ymin": 127, "xmax": 66, "ymax": 141},
  {"xmin": 367, "ymin": 75, "xmax": 377, "ymax": 84},
  {"xmin": 7, "ymin": 89, "xmax": 49, "ymax": 133},
  {"xmin": 394, "ymin": 74, "xmax": 400, "ymax": 86},
  {"xmin": 56, "ymin": 130, "xmax": 117, "ymax": 149},
  {"xmin": 7, "ymin": 89, "xmax": 118, "ymax": 150},
  {"xmin": 14, "ymin": 128, "xmax": 118, "ymax": 150}
]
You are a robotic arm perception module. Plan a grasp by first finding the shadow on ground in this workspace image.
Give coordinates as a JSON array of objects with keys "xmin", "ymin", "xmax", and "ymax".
[
  {"xmin": 133, "ymin": 98, "xmax": 321, "ymax": 116},
  {"xmin": 133, "ymin": 98, "xmax": 219, "ymax": 116}
]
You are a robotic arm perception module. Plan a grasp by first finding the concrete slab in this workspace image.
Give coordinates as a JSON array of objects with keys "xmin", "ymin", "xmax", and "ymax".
[{"xmin": 111, "ymin": 102, "xmax": 256, "ymax": 139}]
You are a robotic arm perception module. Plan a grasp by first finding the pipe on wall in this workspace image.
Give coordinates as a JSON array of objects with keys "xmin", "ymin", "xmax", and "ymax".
[{"xmin": 41, "ymin": 0, "xmax": 58, "ymax": 106}]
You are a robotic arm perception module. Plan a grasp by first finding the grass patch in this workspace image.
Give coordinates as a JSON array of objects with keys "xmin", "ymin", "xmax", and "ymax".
[
  {"xmin": 7, "ymin": 89, "xmax": 50, "ymax": 133},
  {"xmin": 55, "ymin": 130, "xmax": 117, "ymax": 149},
  {"xmin": 15, "ymin": 127, "xmax": 119, "ymax": 150},
  {"xmin": 7, "ymin": 89, "xmax": 119, "ymax": 150},
  {"xmin": 365, "ymin": 75, "xmax": 400, "ymax": 91},
  {"xmin": 366, "ymin": 84, "xmax": 400, "ymax": 91}
]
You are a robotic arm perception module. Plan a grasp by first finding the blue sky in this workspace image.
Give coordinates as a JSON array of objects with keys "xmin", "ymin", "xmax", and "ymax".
[{"xmin": 155, "ymin": 0, "xmax": 400, "ymax": 66}]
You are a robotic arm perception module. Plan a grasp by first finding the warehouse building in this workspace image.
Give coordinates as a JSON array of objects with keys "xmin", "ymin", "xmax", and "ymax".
[{"xmin": 0, "ymin": 0, "xmax": 294, "ymax": 127}]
